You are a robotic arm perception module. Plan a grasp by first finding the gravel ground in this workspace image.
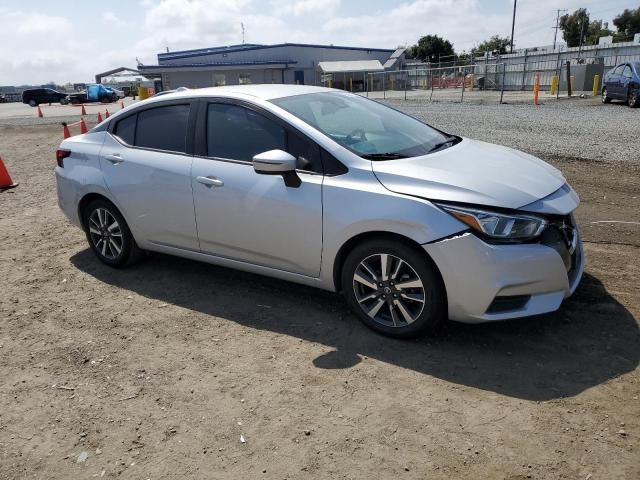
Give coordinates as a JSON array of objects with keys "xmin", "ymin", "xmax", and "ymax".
[
  {"xmin": 383, "ymin": 97, "xmax": 640, "ymax": 163},
  {"xmin": 0, "ymin": 102, "xmax": 639, "ymax": 479}
]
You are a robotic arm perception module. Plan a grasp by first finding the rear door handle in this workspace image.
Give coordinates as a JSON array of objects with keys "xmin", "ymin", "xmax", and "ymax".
[
  {"xmin": 196, "ymin": 175, "xmax": 224, "ymax": 187},
  {"xmin": 104, "ymin": 153, "xmax": 123, "ymax": 164}
]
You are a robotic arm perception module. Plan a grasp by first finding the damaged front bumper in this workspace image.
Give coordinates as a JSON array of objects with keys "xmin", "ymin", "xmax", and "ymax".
[{"xmin": 423, "ymin": 228, "xmax": 584, "ymax": 323}]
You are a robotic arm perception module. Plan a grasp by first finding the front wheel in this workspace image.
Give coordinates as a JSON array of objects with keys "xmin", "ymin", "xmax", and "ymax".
[
  {"xmin": 602, "ymin": 87, "xmax": 611, "ymax": 104},
  {"xmin": 341, "ymin": 239, "xmax": 446, "ymax": 338},
  {"xmin": 83, "ymin": 199, "xmax": 143, "ymax": 267},
  {"xmin": 28, "ymin": 99, "xmax": 37, "ymax": 107},
  {"xmin": 628, "ymin": 89, "xmax": 639, "ymax": 108}
]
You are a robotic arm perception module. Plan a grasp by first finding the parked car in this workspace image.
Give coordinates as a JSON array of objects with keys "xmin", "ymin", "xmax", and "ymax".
[
  {"xmin": 55, "ymin": 85, "xmax": 583, "ymax": 338},
  {"xmin": 22, "ymin": 88, "xmax": 70, "ymax": 107},
  {"xmin": 602, "ymin": 62, "xmax": 640, "ymax": 107},
  {"xmin": 0, "ymin": 93, "xmax": 6, "ymax": 103}
]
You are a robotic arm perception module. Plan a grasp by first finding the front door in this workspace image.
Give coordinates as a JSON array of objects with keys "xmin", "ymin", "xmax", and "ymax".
[
  {"xmin": 191, "ymin": 101, "xmax": 323, "ymax": 276},
  {"xmin": 294, "ymin": 70, "xmax": 305, "ymax": 85},
  {"xmin": 101, "ymin": 102, "xmax": 199, "ymax": 250}
]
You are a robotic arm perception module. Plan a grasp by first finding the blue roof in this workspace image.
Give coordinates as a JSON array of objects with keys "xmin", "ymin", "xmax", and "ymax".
[
  {"xmin": 140, "ymin": 60, "xmax": 298, "ymax": 70},
  {"xmin": 157, "ymin": 42, "xmax": 394, "ymax": 62}
]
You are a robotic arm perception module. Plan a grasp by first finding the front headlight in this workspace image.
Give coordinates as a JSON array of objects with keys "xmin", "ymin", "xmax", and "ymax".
[{"xmin": 436, "ymin": 203, "xmax": 547, "ymax": 241}]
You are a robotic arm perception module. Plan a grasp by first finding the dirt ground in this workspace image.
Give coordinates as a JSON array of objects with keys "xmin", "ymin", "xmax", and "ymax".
[{"xmin": 0, "ymin": 114, "xmax": 638, "ymax": 479}]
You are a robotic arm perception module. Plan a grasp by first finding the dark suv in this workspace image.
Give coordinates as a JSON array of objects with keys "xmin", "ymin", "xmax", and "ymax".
[{"xmin": 22, "ymin": 88, "xmax": 69, "ymax": 107}]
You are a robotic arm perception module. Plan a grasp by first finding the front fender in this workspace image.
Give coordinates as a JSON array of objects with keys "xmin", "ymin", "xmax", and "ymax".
[{"xmin": 318, "ymin": 169, "xmax": 466, "ymax": 290}]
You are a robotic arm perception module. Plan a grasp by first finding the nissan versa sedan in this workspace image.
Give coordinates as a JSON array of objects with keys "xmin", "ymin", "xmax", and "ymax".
[{"xmin": 55, "ymin": 85, "xmax": 583, "ymax": 338}]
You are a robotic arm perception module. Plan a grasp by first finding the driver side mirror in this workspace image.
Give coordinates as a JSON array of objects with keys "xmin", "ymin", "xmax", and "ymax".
[{"xmin": 252, "ymin": 149, "xmax": 301, "ymax": 187}]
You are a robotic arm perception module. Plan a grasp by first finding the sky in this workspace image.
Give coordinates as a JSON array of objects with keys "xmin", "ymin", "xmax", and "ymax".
[{"xmin": 0, "ymin": 0, "xmax": 635, "ymax": 85}]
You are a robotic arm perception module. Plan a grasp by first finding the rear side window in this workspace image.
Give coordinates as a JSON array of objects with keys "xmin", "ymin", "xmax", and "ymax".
[
  {"xmin": 207, "ymin": 103, "xmax": 286, "ymax": 161},
  {"xmin": 114, "ymin": 114, "xmax": 136, "ymax": 145},
  {"xmin": 135, "ymin": 104, "xmax": 190, "ymax": 153}
]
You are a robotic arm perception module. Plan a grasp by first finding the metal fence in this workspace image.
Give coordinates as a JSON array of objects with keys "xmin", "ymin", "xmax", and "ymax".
[
  {"xmin": 362, "ymin": 41, "xmax": 640, "ymax": 104},
  {"xmin": 365, "ymin": 64, "xmax": 508, "ymax": 104}
]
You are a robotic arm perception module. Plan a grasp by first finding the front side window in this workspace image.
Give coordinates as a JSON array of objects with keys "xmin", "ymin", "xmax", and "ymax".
[
  {"xmin": 271, "ymin": 92, "xmax": 452, "ymax": 159},
  {"xmin": 207, "ymin": 103, "xmax": 286, "ymax": 161},
  {"xmin": 622, "ymin": 66, "xmax": 633, "ymax": 78},
  {"xmin": 135, "ymin": 104, "xmax": 190, "ymax": 153}
]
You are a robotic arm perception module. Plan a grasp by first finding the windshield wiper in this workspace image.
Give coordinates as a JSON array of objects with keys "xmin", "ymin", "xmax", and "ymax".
[
  {"xmin": 428, "ymin": 136, "xmax": 458, "ymax": 152},
  {"xmin": 360, "ymin": 152, "xmax": 410, "ymax": 160}
]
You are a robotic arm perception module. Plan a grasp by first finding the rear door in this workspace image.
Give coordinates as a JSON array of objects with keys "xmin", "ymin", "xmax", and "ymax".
[
  {"xmin": 621, "ymin": 65, "xmax": 634, "ymax": 99},
  {"xmin": 102, "ymin": 100, "xmax": 200, "ymax": 250},
  {"xmin": 191, "ymin": 99, "xmax": 323, "ymax": 276}
]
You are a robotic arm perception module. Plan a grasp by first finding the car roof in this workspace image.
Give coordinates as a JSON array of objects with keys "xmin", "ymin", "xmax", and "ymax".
[{"xmin": 151, "ymin": 84, "xmax": 334, "ymax": 102}]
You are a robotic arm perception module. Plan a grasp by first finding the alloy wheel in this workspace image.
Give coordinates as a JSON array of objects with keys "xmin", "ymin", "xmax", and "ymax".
[
  {"xmin": 352, "ymin": 253, "xmax": 426, "ymax": 328},
  {"xmin": 88, "ymin": 208, "xmax": 123, "ymax": 260}
]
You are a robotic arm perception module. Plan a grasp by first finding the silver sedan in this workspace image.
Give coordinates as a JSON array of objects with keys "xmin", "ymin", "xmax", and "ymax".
[{"xmin": 55, "ymin": 85, "xmax": 583, "ymax": 338}]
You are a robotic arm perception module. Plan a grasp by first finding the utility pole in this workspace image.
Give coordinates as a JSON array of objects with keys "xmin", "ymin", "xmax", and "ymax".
[
  {"xmin": 553, "ymin": 9, "xmax": 567, "ymax": 51},
  {"xmin": 510, "ymin": 0, "xmax": 517, "ymax": 53},
  {"xmin": 578, "ymin": 10, "xmax": 587, "ymax": 59},
  {"xmin": 241, "ymin": 23, "xmax": 245, "ymax": 44}
]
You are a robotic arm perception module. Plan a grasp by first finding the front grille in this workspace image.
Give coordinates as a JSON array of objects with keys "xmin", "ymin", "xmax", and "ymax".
[{"xmin": 486, "ymin": 295, "xmax": 531, "ymax": 313}]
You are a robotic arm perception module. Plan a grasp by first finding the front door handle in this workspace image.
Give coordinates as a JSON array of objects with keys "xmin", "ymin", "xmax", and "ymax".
[
  {"xmin": 104, "ymin": 153, "xmax": 123, "ymax": 164},
  {"xmin": 196, "ymin": 175, "xmax": 224, "ymax": 187}
]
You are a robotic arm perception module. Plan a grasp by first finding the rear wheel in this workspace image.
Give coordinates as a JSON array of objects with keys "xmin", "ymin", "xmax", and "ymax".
[
  {"xmin": 83, "ymin": 199, "xmax": 143, "ymax": 267},
  {"xmin": 628, "ymin": 90, "xmax": 639, "ymax": 108},
  {"xmin": 28, "ymin": 99, "xmax": 37, "ymax": 107},
  {"xmin": 341, "ymin": 239, "xmax": 446, "ymax": 338}
]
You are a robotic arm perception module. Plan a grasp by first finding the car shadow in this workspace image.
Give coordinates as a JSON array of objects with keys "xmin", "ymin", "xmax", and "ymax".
[{"xmin": 70, "ymin": 249, "xmax": 639, "ymax": 401}]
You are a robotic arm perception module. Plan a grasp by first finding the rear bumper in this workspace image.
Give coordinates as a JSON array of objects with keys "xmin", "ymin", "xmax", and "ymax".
[
  {"xmin": 423, "ymin": 231, "xmax": 584, "ymax": 323},
  {"xmin": 55, "ymin": 167, "xmax": 83, "ymax": 229}
]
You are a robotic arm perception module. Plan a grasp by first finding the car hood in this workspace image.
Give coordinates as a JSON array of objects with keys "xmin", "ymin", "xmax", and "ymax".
[{"xmin": 371, "ymin": 138, "xmax": 566, "ymax": 210}]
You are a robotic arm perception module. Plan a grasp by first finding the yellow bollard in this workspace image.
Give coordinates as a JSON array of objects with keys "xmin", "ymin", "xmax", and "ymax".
[
  {"xmin": 469, "ymin": 74, "xmax": 474, "ymax": 91},
  {"xmin": 138, "ymin": 86, "xmax": 149, "ymax": 100},
  {"xmin": 328, "ymin": 79, "xmax": 332, "ymax": 88},
  {"xmin": 391, "ymin": 78, "xmax": 395, "ymax": 90},
  {"xmin": 592, "ymin": 74, "xmax": 600, "ymax": 97},
  {"xmin": 550, "ymin": 75, "xmax": 558, "ymax": 95},
  {"xmin": 570, "ymin": 76, "xmax": 575, "ymax": 95}
]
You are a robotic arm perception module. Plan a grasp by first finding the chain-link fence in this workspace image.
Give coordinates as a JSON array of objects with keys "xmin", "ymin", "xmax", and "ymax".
[
  {"xmin": 364, "ymin": 64, "xmax": 507, "ymax": 104},
  {"xmin": 357, "ymin": 41, "xmax": 640, "ymax": 104}
]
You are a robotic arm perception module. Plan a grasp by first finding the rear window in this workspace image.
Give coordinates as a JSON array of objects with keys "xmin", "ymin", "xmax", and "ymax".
[
  {"xmin": 114, "ymin": 114, "xmax": 136, "ymax": 145},
  {"xmin": 135, "ymin": 104, "xmax": 190, "ymax": 153}
]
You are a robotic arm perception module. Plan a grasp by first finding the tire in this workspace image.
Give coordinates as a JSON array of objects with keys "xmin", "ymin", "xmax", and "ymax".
[
  {"xmin": 601, "ymin": 88, "xmax": 611, "ymax": 104},
  {"xmin": 83, "ymin": 199, "xmax": 143, "ymax": 267},
  {"xmin": 60, "ymin": 98, "xmax": 69, "ymax": 105},
  {"xmin": 341, "ymin": 238, "xmax": 446, "ymax": 338},
  {"xmin": 628, "ymin": 90, "xmax": 639, "ymax": 108},
  {"xmin": 28, "ymin": 99, "xmax": 37, "ymax": 107}
]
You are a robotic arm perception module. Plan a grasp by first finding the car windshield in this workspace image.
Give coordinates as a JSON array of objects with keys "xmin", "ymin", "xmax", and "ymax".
[{"xmin": 271, "ymin": 92, "xmax": 454, "ymax": 159}]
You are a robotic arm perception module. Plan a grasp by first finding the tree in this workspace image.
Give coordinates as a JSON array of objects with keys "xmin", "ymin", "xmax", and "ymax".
[
  {"xmin": 586, "ymin": 19, "xmax": 614, "ymax": 45},
  {"xmin": 560, "ymin": 8, "xmax": 590, "ymax": 47},
  {"xmin": 472, "ymin": 35, "xmax": 511, "ymax": 56},
  {"xmin": 613, "ymin": 7, "xmax": 640, "ymax": 41},
  {"xmin": 409, "ymin": 35, "xmax": 454, "ymax": 62}
]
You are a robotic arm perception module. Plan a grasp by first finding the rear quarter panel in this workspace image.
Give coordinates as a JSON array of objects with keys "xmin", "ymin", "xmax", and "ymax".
[{"xmin": 55, "ymin": 132, "xmax": 109, "ymax": 228}]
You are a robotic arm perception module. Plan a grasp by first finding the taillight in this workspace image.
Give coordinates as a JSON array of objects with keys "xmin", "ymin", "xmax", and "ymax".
[{"xmin": 56, "ymin": 149, "xmax": 71, "ymax": 168}]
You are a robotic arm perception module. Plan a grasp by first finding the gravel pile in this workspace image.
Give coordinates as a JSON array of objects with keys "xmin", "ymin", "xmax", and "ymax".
[{"xmin": 383, "ymin": 98, "xmax": 640, "ymax": 163}]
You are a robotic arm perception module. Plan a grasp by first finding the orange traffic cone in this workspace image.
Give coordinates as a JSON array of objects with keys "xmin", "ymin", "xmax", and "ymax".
[
  {"xmin": 0, "ymin": 157, "xmax": 18, "ymax": 190},
  {"xmin": 37, "ymin": 106, "xmax": 43, "ymax": 118},
  {"xmin": 97, "ymin": 111, "xmax": 103, "ymax": 122},
  {"xmin": 105, "ymin": 109, "xmax": 110, "ymax": 118},
  {"xmin": 62, "ymin": 122, "xmax": 71, "ymax": 139},
  {"xmin": 81, "ymin": 104, "xmax": 86, "ymax": 115},
  {"xmin": 120, "ymin": 101, "xmax": 125, "ymax": 109},
  {"xmin": 80, "ymin": 118, "xmax": 88, "ymax": 134}
]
